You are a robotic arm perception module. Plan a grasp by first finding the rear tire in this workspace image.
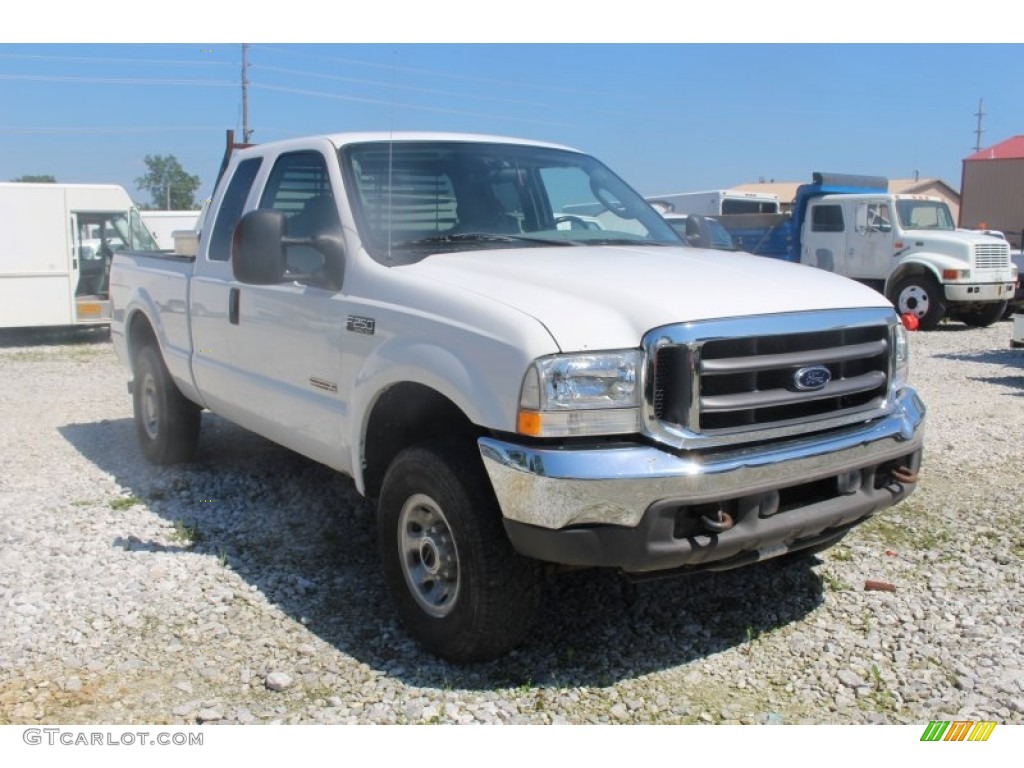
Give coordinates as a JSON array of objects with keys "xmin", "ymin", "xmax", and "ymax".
[
  {"xmin": 132, "ymin": 344, "xmax": 201, "ymax": 464},
  {"xmin": 959, "ymin": 301, "xmax": 1007, "ymax": 328},
  {"xmin": 377, "ymin": 442, "xmax": 542, "ymax": 662},
  {"xmin": 894, "ymin": 275, "xmax": 946, "ymax": 331}
]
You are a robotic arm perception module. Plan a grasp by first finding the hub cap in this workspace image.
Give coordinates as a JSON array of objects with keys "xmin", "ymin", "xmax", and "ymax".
[
  {"xmin": 141, "ymin": 373, "xmax": 160, "ymax": 440},
  {"xmin": 898, "ymin": 285, "xmax": 930, "ymax": 318},
  {"xmin": 397, "ymin": 494, "xmax": 460, "ymax": 618}
]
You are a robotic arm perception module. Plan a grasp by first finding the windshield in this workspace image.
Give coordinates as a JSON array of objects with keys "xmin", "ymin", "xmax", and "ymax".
[
  {"xmin": 895, "ymin": 199, "xmax": 955, "ymax": 231},
  {"xmin": 340, "ymin": 140, "xmax": 680, "ymax": 263}
]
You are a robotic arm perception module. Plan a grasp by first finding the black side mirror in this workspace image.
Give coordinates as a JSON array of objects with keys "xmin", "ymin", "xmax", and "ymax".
[{"xmin": 232, "ymin": 209, "xmax": 286, "ymax": 285}]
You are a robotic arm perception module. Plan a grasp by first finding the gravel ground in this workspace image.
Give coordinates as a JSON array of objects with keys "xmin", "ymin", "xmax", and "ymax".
[{"xmin": 0, "ymin": 321, "xmax": 1022, "ymax": 726}]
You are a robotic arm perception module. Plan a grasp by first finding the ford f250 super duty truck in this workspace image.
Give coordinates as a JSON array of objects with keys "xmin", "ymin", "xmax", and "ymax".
[{"xmin": 110, "ymin": 133, "xmax": 925, "ymax": 662}]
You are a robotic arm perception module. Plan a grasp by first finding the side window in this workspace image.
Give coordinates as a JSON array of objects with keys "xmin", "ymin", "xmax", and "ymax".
[
  {"xmin": 208, "ymin": 158, "xmax": 262, "ymax": 262},
  {"xmin": 867, "ymin": 203, "xmax": 892, "ymax": 232},
  {"xmin": 259, "ymin": 152, "xmax": 341, "ymax": 280},
  {"xmin": 811, "ymin": 204, "xmax": 845, "ymax": 233}
]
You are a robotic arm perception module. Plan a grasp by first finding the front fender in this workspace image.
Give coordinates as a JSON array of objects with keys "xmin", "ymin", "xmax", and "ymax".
[
  {"xmin": 885, "ymin": 256, "xmax": 946, "ymax": 297},
  {"xmin": 348, "ymin": 329, "xmax": 549, "ymax": 492}
]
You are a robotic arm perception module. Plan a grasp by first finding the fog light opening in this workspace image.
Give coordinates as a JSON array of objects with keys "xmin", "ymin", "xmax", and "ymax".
[{"xmin": 837, "ymin": 470, "xmax": 863, "ymax": 495}]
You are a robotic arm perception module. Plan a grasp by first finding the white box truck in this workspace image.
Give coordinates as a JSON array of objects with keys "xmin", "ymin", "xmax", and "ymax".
[
  {"xmin": 646, "ymin": 189, "xmax": 781, "ymax": 216},
  {"xmin": 140, "ymin": 210, "xmax": 202, "ymax": 251},
  {"xmin": 0, "ymin": 183, "xmax": 158, "ymax": 328}
]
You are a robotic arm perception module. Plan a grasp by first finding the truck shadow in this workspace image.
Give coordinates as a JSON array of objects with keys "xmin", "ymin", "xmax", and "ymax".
[
  {"xmin": 60, "ymin": 415, "xmax": 825, "ymax": 691},
  {"xmin": 934, "ymin": 348, "xmax": 1024, "ymax": 394},
  {"xmin": 0, "ymin": 325, "xmax": 111, "ymax": 348}
]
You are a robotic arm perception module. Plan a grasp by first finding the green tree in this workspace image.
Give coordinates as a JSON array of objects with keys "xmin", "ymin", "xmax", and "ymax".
[
  {"xmin": 11, "ymin": 174, "xmax": 57, "ymax": 183},
  {"xmin": 135, "ymin": 155, "xmax": 200, "ymax": 210}
]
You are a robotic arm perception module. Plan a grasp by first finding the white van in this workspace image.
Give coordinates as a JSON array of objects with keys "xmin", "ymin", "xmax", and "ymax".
[{"xmin": 0, "ymin": 183, "xmax": 158, "ymax": 328}]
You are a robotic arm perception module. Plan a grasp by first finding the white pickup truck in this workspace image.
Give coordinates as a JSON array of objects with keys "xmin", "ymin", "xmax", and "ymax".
[{"xmin": 110, "ymin": 132, "xmax": 926, "ymax": 662}]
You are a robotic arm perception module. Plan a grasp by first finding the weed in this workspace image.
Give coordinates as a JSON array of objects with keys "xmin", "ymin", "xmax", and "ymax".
[
  {"xmin": 109, "ymin": 495, "xmax": 141, "ymax": 511},
  {"xmin": 867, "ymin": 664, "xmax": 896, "ymax": 712},
  {"xmin": 829, "ymin": 547, "xmax": 854, "ymax": 562},
  {"xmin": 170, "ymin": 520, "xmax": 201, "ymax": 545},
  {"xmin": 217, "ymin": 548, "xmax": 229, "ymax": 568},
  {"xmin": 821, "ymin": 571, "xmax": 850, "ymax": 592}
]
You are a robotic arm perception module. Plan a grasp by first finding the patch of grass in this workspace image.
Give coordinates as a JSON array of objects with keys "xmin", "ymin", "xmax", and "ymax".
[
  {"xmin": 169, "ymin": 519, "xmax": 202, "ymax": 545},
  {"xmin": 828, "ymin": 546, "xmax": 854, "ymax": 562},
  {"xmin": 861, "ymin": 509, "xmax": 953, "ymax": 553},
  {"xmin": 865, "ymin": 664, "xmax": 897, "ymax": 713},
  {"xmin": 821, "ymin": 570, "xmax": 850, "ymax": 592},
  {"xmin": 217, "ymin": 547, "xmax": 229, "ymax": 568},
  {"xmin": 109, "ymin": 495, "xmax": 141, "ymax": 511}
]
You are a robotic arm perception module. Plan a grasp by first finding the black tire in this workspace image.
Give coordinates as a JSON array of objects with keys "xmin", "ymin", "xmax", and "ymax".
[
  {"xmin": 959, "ymin": 301, "xmax": 1007, "ymax": 328},
  {"xmin": 893, "ymin": 274, "xmax": 946, "ymax": 331},
  {"xmin": 132, "ymin": 344, "xmax": 201, "ymax": 464},
  {"xmin": 377, "ymin": 442, "xmax": 542, "ymax": 662}
]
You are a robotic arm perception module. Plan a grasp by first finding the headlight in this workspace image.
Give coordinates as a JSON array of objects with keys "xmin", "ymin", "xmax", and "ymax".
[
  {"xmin": 892, "ymin": 323, "xmax": 910, "ymax": 391},
  {"xmin": 517, "ymin": 350, "xmax": 643, "ymax": 437}
]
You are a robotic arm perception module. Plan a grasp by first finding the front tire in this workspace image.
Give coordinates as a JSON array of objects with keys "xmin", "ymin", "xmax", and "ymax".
[
  {"xmin": 132, "ymin": 344, "xmax": 201, "ymax": 464},
  {"xmin": 378, "ymin": 442, "xmax": 542, "ymax": 662},
  {"xmin": 894, "ymin": 275, "xmax": 946, "ymax": 331}
]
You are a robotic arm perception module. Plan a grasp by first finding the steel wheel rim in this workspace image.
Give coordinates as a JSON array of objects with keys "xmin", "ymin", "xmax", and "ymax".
[
  {"xmin": 398, "ymin": 493, "xmax": 460, "ymax": 618},
  {"xmin": 141, "ymin": 372, "xmax": 160, "ymax": 440},
  {"xmin": 898, "ymin": 285, "xmax": 930, "ymax": 318}
]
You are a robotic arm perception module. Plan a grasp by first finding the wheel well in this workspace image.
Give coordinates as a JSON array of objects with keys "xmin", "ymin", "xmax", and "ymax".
[
  {"xmin": 362, "ymin": 383, "xmax": 479, "ymax": 501},
  {"xmin": 127, "ymin": 311, "xmax": 158, "ymax": 373},
  {"xmin": 885, "ymin": 265, "xmax": 937, "ymax": 303}
]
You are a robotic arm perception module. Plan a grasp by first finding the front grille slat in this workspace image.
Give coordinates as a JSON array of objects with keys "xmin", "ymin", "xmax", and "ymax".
[
  {"xmin": 646, "ymin": 310, "xmax": 894, "ymax": 446},
  {"xmin": 701, "ymin": 371, "xmax": 887, "ymax": 412},
  {"xmin": 701, "ymin": 339, "xmax": 888, "ymax": 376}
]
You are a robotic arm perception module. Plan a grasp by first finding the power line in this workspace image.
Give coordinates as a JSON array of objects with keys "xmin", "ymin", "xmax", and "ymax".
[
  {"xmin": 250, "ymin": 82, "xmax": 573, "ymax": 128},
  {"xmin": 0, "ymin": 73, "xmax": 235, "ymax": 87}
]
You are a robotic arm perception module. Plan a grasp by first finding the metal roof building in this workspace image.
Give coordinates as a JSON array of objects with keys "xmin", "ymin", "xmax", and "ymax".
[{"xmin": 959, "ymin": 135, "xmax": 1024, "ymax": 247}]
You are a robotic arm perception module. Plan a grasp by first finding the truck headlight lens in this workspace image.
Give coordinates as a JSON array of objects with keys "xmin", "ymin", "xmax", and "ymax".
[
  {"xmin": 517, "ymin": 350, "xmax": 643, "ymax": 436},
  {"xmin": 892, "ymin": 323, "xmax": 910, "ymax": 391}
]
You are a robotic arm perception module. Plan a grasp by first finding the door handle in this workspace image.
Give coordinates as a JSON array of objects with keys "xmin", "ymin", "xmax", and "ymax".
[{"xmin": 229, "ymin": 287, "xmax": 240, "ymax": 325}]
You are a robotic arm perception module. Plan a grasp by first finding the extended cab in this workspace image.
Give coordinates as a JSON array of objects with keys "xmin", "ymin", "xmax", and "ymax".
[{"xmin": 110, "ymin": 134, "xmax": 925, "ymax": 661}]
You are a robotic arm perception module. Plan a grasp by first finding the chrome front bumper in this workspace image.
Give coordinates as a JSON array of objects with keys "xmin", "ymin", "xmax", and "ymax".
[{"xmin": 479, "ymin": 387, "xmax": 925, "ymax": 532}]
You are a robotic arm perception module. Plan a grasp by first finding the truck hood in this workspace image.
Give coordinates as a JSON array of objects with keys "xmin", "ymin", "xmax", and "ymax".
[{"xmin": 404, "ymin": 245, "xmax": 891, "ymax": 351}]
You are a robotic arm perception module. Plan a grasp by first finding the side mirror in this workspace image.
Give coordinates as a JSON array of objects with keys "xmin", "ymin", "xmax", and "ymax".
[{"xmin": 232, "ymin": 209, "xmax": 286, "ymax": 284}]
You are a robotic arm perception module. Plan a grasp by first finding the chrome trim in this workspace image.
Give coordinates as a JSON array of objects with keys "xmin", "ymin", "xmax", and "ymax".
[
  {"xmin": 642, "ymin": 307, "xmax": 899, "ymax": 450},
  {"xmin": 479, "ymin": 386, "xmax": 924, "ymax": 531}
]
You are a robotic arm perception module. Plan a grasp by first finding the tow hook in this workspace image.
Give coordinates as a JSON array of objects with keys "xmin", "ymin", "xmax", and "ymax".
[
  {"xmin": 890, "ymin": 465, "xmax": 918, "ymax": 484},
  {"xmin": 700, "ymin": 506, "xmax": 735, "ymax": 533}
]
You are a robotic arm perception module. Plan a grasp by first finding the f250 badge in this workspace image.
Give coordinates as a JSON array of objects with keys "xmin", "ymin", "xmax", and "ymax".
[
  {"xmin": 346, "ymin": 315, "xmax": 376, "ymax": 335},
  {"xmin": 793, "ymin": 365, "xmax": 831, "ymax": 391}
]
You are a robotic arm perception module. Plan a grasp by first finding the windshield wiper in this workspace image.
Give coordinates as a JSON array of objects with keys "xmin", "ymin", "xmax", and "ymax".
[{"xmin": 393, "ymin": 232, "xmax": 573, "ymax": 249}]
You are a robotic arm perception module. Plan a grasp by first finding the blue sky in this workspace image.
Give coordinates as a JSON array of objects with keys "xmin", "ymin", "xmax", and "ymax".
[{"xmin": 2, "ymin": 7, "xmax": 1022, "ymax": 207}]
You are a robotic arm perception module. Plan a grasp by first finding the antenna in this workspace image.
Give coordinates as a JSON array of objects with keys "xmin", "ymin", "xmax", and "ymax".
[
  {"xmin": 973, "ymin": 97, "xmax": 985, "ymax": 153},
  {"xmin": 242, "ymin": 44, "xmax": 253, "ymax": 143}
]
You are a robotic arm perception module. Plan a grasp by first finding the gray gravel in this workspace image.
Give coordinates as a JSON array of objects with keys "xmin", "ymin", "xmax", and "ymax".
[{"xmin": 1, "ymin": 321, "xmax": 1022, "ymax": 725}]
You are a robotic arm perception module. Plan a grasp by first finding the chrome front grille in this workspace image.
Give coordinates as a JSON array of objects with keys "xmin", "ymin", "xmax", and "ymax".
[
  {"xmin": 644, "ymin": 309, "xmax": 897, "ymax": 449},
  {"xmin": 974, "ymin": 242, "xmax": 1010, "ymax": 270}
]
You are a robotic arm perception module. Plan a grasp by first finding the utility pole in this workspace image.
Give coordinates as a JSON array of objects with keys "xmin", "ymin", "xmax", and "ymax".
[
  {"xmin": 973, "ymin": 97, "xmax": 985, "ymax": 153},
  {"xmin": 242, "ymin": 44, "xmax": 253, "ymax": 143}
]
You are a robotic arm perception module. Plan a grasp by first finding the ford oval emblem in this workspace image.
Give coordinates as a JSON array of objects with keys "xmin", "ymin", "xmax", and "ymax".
[{"xmin": 794, "ymin": 365, "xmax": 831, "ymax": 391}]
